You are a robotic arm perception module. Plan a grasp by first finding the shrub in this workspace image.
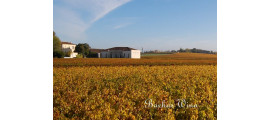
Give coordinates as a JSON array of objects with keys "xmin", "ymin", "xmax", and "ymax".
[
  {"xmin": 53, "ymin": 51, "xmax": 65, "ymax": 58},
  {"xmin": 76, "ymin": 54, "xmax": 83, "ymax": 58},
  {"xmin": 64, "ymin": 51, "xmax": 72, "ymax": 57}
]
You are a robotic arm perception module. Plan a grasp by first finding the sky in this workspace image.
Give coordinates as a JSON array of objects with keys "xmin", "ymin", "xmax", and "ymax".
[{"xmin": 54, "ymin": 0, "xmax": 217, "ymax": 51}]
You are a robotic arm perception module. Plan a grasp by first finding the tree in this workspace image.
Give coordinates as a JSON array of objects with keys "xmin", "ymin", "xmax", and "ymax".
[
  {"xmin": 64, "ymin": 51, "xmax": 72, "ymax": 57},
  {"xmin": 185, "ymin": 48, "xmax": 191, "ymax": 53},
  {"xmin": 191, "ymin": 48, "xmax": 197, "ymax": 53},
  {"xmin": 53, "ymin": 51, "xmax": 65, "ymax": 58},
  {"xmin": 53, "ymin": 31, "xmax": 64, "ymax": 58},
  {"xmin": 171, "ymin": 50, "xmax": 176, "ymax": 53},
  {"xmin": 179, "ymin": 48, "xmax": 185, "ymax": 52},
  {"xmin": 75, "ymin": 43, "xmax": 91, "ymax": 58}
]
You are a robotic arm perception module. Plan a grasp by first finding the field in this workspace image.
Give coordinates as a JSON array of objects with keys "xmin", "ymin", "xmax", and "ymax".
[
  {"xmin": 141, "ymin": 53, "xmax": 172, "ymax": 56},
  {"xmin": 54, "ymin": 53, "xmax": 217, "ymax": 67},
  {"xmin": 53, "ymin": 53, "xmax": 217, "ymax": 119}
]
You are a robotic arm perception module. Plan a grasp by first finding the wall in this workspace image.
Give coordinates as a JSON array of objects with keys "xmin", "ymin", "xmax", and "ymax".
[
  {"xmin": 61, "ymin": 44, "xmax": 77, "ymax": 58},
  {"xmin": 100, "ymin": 51, "xmax": 109, "ymax": 58},
  {"xmin": 100, "ymin": 50, "xmax": 140, "ymax": 58},
  {"xmin": 110, "ymin": 50, "xmax": 122, "ymax": 58},
  {"xmin": 131, "ymin": 50, "xmax": 141, "ymax": 59},
  {"xmin": 61, "ymin": 44, "xmax": 76, "ymax": 52},
  {"xmin": 70, "ymin": 52, "xmax": 78, "ymax": 58},
  {"xmin": 123, "ymin": 51, "xmax": 131, "ymax": 58}
]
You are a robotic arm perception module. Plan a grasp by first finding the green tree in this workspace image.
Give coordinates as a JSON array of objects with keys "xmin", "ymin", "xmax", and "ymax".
[
  {"xmin": 179, "ymin": 48, "xmax": 185, "ymax": 52},
  {"xmin": 53, "ymin": 31, "xmax": 64, "ymax": 58},
  {"xmin": 53, "ymin": 31, "xmax": 61, "ymax": 52},
  {"xmin": 53, "ymin": 51, "xmax": 64, "ymax": 58},
  {"xmin": 76, "ymin": 54, "xmax": 83, "ymax": 58},
  {"xmin": 75, "ymin": 43, "xmax": 91, "ymax": 58},
  {"xmin": 65, "ymin": 51, "xmax": 72, "ymax": 57},
  {"xmin": 191, "ymin": 48, "xmax": 197, "ymax": 53}
]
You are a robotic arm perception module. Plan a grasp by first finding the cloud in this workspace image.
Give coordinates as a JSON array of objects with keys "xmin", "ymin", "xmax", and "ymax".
[
  {"xmin": 54, "ymin": 0, "xmax": 132, "ymax": 41},
  {"xmin": 113, "ymin": 23, "xmax": 133, "ymax": 29}
]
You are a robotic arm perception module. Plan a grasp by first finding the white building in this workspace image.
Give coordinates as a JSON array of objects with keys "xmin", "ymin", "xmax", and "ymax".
[
  {"xmin": 100, "ymin": 47, "xmax": 141, "ymax": 59},
  {"xmin": 61, "ymin": 42, "xmax": 78, "ymax": 58}
]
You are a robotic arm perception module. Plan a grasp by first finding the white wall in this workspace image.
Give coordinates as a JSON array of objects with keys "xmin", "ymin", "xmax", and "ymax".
[
  {"xmin": 61, "ymin": 44, "xmax": 77, "ymax": 58},
  {"xmin": 70, "ymin": 52, "xmax": 78, "ymax": 58},
  {"xmin": 131, "ymin": 50, "xmax": 141, "ymax": 59},
  {"xmin": 61, "ymin": 44, "xmax": 76, "ymax": 52}
]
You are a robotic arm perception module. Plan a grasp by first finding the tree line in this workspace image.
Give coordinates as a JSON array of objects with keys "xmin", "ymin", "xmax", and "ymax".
[{"xmin": 144, "ymin": 48, "xmax": 217, "ymax": 54}]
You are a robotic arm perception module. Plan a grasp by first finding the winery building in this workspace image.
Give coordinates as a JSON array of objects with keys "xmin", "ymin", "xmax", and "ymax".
[
  {"xmin": 61, "ymin": 42, "xmax": 78, "ymax": 58},
  {"xmin": 100, "ymin": 47, "xmax": 141, "ymax": 59}
]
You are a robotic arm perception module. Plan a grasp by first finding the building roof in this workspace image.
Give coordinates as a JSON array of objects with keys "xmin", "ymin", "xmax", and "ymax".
[
  {"xmin": 90, "ymin": 48, "xmax": 106, "ymax": 53},
  {"xmin": 106, "ymin": 47, "xmax": 137, "ymax": 51},
  {"xmin": 61, "ymin": 42, "xmax": 76, "ymax": 45}
]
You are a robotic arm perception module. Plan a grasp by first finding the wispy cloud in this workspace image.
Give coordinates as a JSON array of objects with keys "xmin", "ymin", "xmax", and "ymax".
[
  {"xmin": 113, "ymin": 23, "xmax": 133, "ymax": 29},
  {"xmin": 54, "ymin": 0, "xmax": 132, "ymax": 41}
]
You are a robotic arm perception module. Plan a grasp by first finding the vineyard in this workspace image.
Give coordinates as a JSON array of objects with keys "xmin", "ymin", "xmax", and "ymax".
[
  {"xmin": 53, "ymin": 53, "xmax": 217, "ymax": 119},
  {"xmin": 54, "ymin": 53, "xmax": 217, "ymax": 67}
]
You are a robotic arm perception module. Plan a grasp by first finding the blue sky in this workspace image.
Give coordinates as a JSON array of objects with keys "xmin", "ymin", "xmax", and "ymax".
[{"xmin": 54, "ymin": 0, "xmax": 216, "ymax": 51}]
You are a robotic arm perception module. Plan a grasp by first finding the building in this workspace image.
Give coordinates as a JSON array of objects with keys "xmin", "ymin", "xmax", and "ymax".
[
  {"xmin": 61, "ymin": 42, "xmax": 78, "ymax": 58},
  {"xmin": 90, "ymin": 49, "xmax": 106, "ymax": 58},
  {"xmin": 100, "ymin": 47, "xmax": 141, "ymax": 59},
  {"xmin": 90, "ymin": 49, "xmax": 106, "ymax": 53}
]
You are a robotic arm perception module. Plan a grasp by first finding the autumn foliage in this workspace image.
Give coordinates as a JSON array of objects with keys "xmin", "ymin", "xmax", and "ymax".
[
  {"xmin": 53, "ymin": 53, "xmax": 217, "ymax": 119},
  {"xmin": 54, "ymin": 53, "xmax": 217, "ymax": 67}
]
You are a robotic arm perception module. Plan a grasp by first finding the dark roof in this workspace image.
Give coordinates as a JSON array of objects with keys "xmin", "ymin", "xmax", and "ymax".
[
  {"xmin": 90, "ymin": 49, "xmax": 106, "ymax": 53},
  {"xmin": 107, "ymin": 47, "xmax": 137, "ymax": 51},
  {"xmin": 61, "ymin": 42, "xmax": 76, "ymax": 45}
]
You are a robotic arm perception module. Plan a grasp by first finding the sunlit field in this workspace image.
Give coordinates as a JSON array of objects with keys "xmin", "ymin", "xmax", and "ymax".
[
  {"xmin": 141, "ymin": 53, "xmax": 172, "ymax": 56},
  {"xmin": 53, "ymin": 53, "xmax": 217, "ymax": 119},
  {"xmin": 54, "ymin": 53, "xmax": 217, "ymax": 67}
]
